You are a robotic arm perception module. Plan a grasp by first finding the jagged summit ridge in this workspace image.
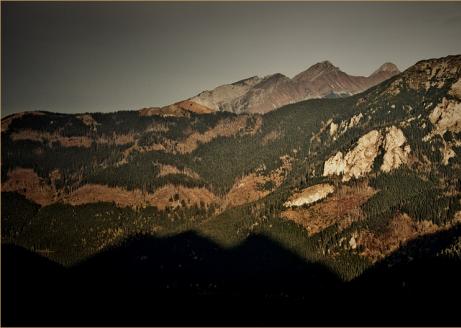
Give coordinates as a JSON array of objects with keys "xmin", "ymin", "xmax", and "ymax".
[
  {"xmin": 369, "ymin": 63, "xmax": 400, "ymax": 82},
  {"xmin": 293, "ymin": 60, "xmax": 340, "ymax": 82},
  {"xmin": 189, "ymin": 60, "xmax": 400, "ymax": 114},
  {"xmin": 373, "ymin": 62, "xmax": 400, "ymax": 74}
]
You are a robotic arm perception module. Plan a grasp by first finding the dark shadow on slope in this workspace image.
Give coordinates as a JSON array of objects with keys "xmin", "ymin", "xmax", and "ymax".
[
  {"xmin": 1, "ymin": 244, "xmax": 66, "ymax": 327},
  {"xmin": 3, "ymin": 230, "xmax": 461, "ymax": 326},
  {"xmin": 354, "ymin": 224, "xmax": 461, "ymax": 288},
  {"xmin": 3, "ymin": 233, "xmax": 342, "ymax": 326},
  {"xmin": 351, "ymin": 225, "xmax": 461, "ymax": 326},
  {"xmin": 64, "ymin": 232, "xmax": 344, "ymax": 326}
]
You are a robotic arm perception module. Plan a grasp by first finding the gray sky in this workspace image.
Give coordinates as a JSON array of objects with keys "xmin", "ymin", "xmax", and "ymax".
[{"xmin": 2, "ymin": 1, "xmax": 461, "ymax": 116}]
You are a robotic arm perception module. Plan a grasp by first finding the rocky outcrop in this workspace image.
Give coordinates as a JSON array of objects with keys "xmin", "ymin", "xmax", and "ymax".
[
  {"xmin": 449, "ymin": 78, "xmax": 461, "ymax": 99},
  {"xmin": 342, "ymin": 130, "xmax": 383, "ymax": 181},
  {"xmin": 380, "ymin": 126, "xmax": 411, "ymax": 172},
  {"xmin": 442, "ymin": 146, "xmax": 457, "ymax": 165},
  {"xmin": 323, "ymin": 151, "xmax": 346, "ymax": 177},
  {"xmin": 283, "ymin": 183, "xmax": 335, "ymax": 207},
  {"xmin": 421, "ymin": 95, "xmax": 460, "ymax": 165},
  {"xmin": 348, "ymin": 113, "xmax": 363, "ymax": 128},
  {"xmin": 328, "ymin": 113, "xmax": 364, "ymax": 140},
  {"xmin": 324, "ymin": 127, "xmax": 411, "ymax": 180},
  {"xmin": 349, "ymin": 236, "xmax": 357, "ymax": 250},
  {"xmin": 323, "ymin": 130, "xmax": 383, "ymax": 182},
  {"xmin": 399, "ymin": 55, "xmax": 461, "ymax": 92},
  {"xmin": 428, "ymin": 97, "xmax": 461, "ymax": 136},
  {"xmin": 329, "ymin": 122, "xmax": 338, "ymax": 136}
]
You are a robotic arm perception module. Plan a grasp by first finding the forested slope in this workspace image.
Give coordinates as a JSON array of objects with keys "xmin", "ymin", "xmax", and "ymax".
[{"xmin": 2, "ymin": 55, "xmax": 461, "ymax": 283}]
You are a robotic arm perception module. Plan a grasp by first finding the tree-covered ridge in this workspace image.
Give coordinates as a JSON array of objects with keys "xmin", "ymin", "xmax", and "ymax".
[
  {"xmin": 1, "ymin": 55, "xmax": 461, "ymax": 279},
  {"xmin": 1, "ymin": 95, "xmax": 361, "ymax": 201}
]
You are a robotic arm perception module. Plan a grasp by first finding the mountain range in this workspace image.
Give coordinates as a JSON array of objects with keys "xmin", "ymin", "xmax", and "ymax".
[
  {"xmin": 2, "ymin": 54, "xmax": 461, "ymax": 325},
  {"xmin": 137, "ymin": 60, "xmax": 400, "ymax": 116},
  {"xmin": 188, "ymin": 60, "xmax": 400, "ymax": 114}
]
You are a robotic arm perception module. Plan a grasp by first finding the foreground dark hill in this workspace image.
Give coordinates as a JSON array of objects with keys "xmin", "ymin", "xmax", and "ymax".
[
  {"xmin": 3, "ymin": 229, "xmax": 461, "ymax": 326},
  {"xmin": 353, "ymin": 223, "xmax": 461, "ymax": 290}
]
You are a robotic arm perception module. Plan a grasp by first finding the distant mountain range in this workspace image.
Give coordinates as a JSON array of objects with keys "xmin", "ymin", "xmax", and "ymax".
[{"xmin": 187, "ymin": 60, "xmax": 400, "ymax": 114}]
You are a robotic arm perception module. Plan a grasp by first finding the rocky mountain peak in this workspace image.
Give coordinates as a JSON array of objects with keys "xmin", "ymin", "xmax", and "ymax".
[
  {"xmin": 189, "ymin": 60, "xmax": 404, "ymax": 114},
  {"xmin": 231, "ymin": 76, "xmax": 261, "ymax": 86},
  {"xmin": 317, "ymin": 60, "xmax": 337, "ymax": 69},
  {"xmin": 371, "ymin": 62, "xmax": 400, "ymax": 76},
  {"xmin": 293, "ymin": 60, "xmax": 340, "ymax": 82}
]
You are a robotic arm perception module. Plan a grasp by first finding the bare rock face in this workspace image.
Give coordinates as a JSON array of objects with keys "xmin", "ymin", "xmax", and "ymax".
[
  {"xmin": 232, "ymin": 73, "xmax": 297, "ymax": 114},
  {"xmin": 349, "ymin": 236, "xmax": 357, "ymax": 250},
  {"xmin": 283, "ymin": 183, "xmax": 335, "ymax": 207},
  {"xmin": 323, "ymin": 151, "xmax": 346, "ymax": 177},
  {"xmin": 449, "ymin": 78, "xmax": 461, "ymax": 100},
  {"xmin": 401, "ymin": 55, "xmax": 461, "ymax": 91},
  {"xmin": 190, "ymin": 76, "xmax": 262, "ymax": 112},
  {"xmin": 324, "ymin": 127, "xmax": 412, "ymax": 180},
  {"xmin": 329, "ymin": 113, "xmax": 364, "ymax": 140},
  {"xmin": 324, "ymin": 126, "xmax": 413, "ymax": 180},
  {"xmin": 324, "ymin": 130, "xmax": 384, "ymax": 181},
  {"xmin": 348, "ymin": 113, "xmax": 363, "ymax": 128},
  {"xmin": 428, "ymin": 97, "xmax": 461, "ymax": 136},
  {"xmin": 442, "ymin": 147, "xmax": 457, "ymax": 165},
  {"xmin": 423, "ymin": 96, "xmax": 461, "ymax": 166},
  {"xmin": 380, "ymin": 126, "xmax": 411, "ymax": 172},
  {"xmin": 329, "ymin": 122, "xmax": 339, "ymax": 136},
  {"xmin": 342, "ymin": 130, "xmax": 383, "ymax": 181}
]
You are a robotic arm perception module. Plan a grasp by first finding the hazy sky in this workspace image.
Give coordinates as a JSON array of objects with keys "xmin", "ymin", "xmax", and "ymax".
[{"xmin": 2, "ymin": 2, "xmax": 461, "ymax": 116}]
